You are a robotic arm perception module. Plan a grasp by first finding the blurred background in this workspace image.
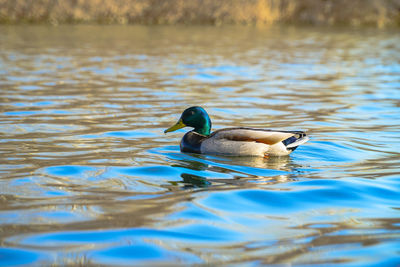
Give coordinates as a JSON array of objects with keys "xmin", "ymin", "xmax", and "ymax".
[{"xmin": 1, "ymin": 0, "xmax": 400, "ymax": 27}]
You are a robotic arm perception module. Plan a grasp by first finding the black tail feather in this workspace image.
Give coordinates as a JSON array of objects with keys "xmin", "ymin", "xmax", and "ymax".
[{"xmin": 282, "ymin": 132, "xmax": 307, "ymax": 151}]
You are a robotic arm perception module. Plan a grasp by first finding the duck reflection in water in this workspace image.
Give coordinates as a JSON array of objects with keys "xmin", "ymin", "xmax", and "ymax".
[{"xmin": 166, "ymin": 151, "xmax": 296, "ymax": 188}]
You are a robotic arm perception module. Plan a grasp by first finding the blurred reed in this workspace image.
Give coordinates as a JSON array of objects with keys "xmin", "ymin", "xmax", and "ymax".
[{"xmin": 0, "ymin": 0, "xmax": 399, "ymax": 27}]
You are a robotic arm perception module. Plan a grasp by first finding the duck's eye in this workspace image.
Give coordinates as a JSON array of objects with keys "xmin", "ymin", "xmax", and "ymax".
[{"xmin": 190, "ymin": 111, "xmax": 195, "ymax": 116}]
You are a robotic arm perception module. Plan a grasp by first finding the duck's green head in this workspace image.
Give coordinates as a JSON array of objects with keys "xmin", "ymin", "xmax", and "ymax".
[{"xmin": 164, "ymin": 106, "xmax": 212, "ymax": 136}]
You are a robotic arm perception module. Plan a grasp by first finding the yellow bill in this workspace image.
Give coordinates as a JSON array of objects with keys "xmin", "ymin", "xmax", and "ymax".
[{"xmin": 164, "ymin": 119, "xmax": 186, "ymax": 133}]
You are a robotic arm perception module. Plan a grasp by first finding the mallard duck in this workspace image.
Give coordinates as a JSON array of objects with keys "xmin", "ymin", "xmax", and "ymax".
[{"xmin": 164, "ymin": 106, "xmax": 309, "ymax": 157}]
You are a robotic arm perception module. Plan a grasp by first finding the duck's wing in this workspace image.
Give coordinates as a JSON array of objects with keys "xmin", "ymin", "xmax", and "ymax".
[{"xmin": 209, "ymin": 127, "xmax": 304, "ymax": 146}]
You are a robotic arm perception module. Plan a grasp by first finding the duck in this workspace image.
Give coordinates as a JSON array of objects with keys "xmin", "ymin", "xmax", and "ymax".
[{"xmin": 164, "ymin": 106, "xmax": 309, "ymax": 157}]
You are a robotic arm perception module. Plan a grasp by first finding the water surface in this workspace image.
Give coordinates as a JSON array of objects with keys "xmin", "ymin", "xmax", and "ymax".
[{"xmin": 0, "ymin": 25, "xmax": 399, "ymax": 266}]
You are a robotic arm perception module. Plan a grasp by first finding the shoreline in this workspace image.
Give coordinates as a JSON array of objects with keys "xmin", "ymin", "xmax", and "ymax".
[{"xmin": 1, "ymin": 0, "xmax": 399, "ymax": 28}]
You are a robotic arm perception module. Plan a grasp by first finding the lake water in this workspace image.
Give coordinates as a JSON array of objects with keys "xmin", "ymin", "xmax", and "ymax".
[{"xmin": 0, "ymin": 25, "xmax": 399, "ymax": 266}]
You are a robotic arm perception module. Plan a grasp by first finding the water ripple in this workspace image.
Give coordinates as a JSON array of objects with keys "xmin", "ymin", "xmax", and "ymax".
[{"xmin": 0, "ymin": 25, "xmax": 399, "ymax": 266}]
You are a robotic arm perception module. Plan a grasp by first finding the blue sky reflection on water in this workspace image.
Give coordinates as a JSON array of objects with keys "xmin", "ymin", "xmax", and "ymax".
[{"xmin": 0, "ymin": 25, "xmax": 400, "ymax": 266}]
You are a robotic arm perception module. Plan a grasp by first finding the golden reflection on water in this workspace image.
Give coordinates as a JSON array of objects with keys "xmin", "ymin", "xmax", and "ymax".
[{"xmin": 0, "ymin": 25, "xmax": 400, "ymax": 265}]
